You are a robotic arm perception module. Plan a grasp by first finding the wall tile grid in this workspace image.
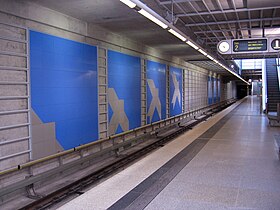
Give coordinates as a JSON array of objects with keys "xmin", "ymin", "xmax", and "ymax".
[
  {"xmin": 0, "ymin": 1, "xmax": 234, "ymax": 167},
  {"xmin": 0, "ymin": 23, "xmax": 30, "ymax": 170}
]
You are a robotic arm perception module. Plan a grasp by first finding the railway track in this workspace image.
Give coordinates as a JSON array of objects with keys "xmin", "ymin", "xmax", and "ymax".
[{"xmin": 20, "ymin": 102, "xmax": 234, "ymax": 210}]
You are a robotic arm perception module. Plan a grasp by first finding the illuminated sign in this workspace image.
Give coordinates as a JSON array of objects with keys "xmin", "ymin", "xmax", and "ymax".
[
  {"xmin": 233, "ymin": 39, "xmax": 267, "ymax": 52},
  {"xmin": 217, "ymin": 38, "xmax": 280, "ymax": 54}
]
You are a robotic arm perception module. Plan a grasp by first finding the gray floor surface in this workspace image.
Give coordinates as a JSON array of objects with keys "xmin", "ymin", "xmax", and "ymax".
[
  {"xmin": 59, "ymin": 97, "xmax": 280, "ymax": 210},
  {"xmin": 144, "ymin": 96, "xmax": 280, "ymax": 210}
]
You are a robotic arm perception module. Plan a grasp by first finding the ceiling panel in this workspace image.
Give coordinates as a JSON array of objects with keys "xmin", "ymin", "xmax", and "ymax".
[
  {"xmin": 28, "ymin": 0, "xmax": 280, "ymax": 76},
  {"xmin": 248, "ymin": 0, "xmax": 280, "ymax": 8}
]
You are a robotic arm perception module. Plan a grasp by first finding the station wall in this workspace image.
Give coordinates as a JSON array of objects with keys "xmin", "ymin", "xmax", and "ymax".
[
  {"xmin": 208, "ymin": 76, "xmax": 213, "ymax": 105},
  {"xmin": 169, "ymin": 66, "xmax": 183, "ymax": 117},
  {"xmin": 28, "ymin": 29, "xmax": 212, "ymax": 160},
  {"xmin": 217, "ymin": 78, "xmax": 221, "ymax": 102},
  {"xmin": 207, "ymin": 74, "xmax": 222, "ymax": 105},
  {"xmin": 108, "ymin": 50, "xmax": 141, "ymax": 135},
  {"xmin": 213, "ymin": 77, "xmax": 217, "ymax": 103},
  {"xmin": 221, "ymin": 81, "xmax": 237, "ymax": 101},
  {"xmin": 0, "ymin": 0, "xmax": 233, "ymax": 169},
  {"xmin": 30, "ymin": 30, "xmax": 99, "ymax": 150},
  {"xmin": 146, "ymin": 60, "xmax": 166, "ymax": 124},
  {"xmin": 184, "ymin": 70, "xmax": 208, "ymax": 112}
]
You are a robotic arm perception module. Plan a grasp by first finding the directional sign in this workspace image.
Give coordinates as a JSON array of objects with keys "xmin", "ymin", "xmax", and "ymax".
[
  {"xmin": 233, "ymin": 39, "xmax": 267, "ymax": 52},
  {"xmin": 218, "ymin": 38, "xmax": 280, "ymax": 54},
  {"xmin": 271, "ymin": 39, "xmax": 280, "ymax": 50}
]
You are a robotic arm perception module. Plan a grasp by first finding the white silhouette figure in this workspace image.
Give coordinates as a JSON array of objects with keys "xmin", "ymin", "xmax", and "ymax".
[
  {"xmin": 171, "ymin": 72, "xmax": 181, "ymax": 109},
  {"xmin": 108, "ymin": 88, "xmax": 129, "ymax": 135},
  {"xmin": 147, "ymin": 79, "xmax": 161, "ymax": 123}
]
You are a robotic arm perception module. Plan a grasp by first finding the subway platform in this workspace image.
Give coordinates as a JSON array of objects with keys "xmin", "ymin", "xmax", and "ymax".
[{"xmin": 58, "ymin": 96, "xmax": 280, "ymax": 210}]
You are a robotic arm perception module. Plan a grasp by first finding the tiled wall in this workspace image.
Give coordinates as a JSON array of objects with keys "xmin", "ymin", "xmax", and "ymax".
[
  {"xmin": 221, "ymin": 81, "xmax": 237, "ymax": 101},
  {"xmin": 184, "ymin": 70, "xmax": 208, "ymax": 112},
  {"xmin": 0, "ymin": 24, "xmax": 30, "ymax": 170},
  {"xmin": 0, "ymin": 0, "xmax": 226, "ymax": 168}
]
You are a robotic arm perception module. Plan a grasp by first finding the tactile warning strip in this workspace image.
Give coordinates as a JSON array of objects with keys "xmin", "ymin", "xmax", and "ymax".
[{"xmin": 108, "ymin": 106, "xmax": 240, "ymax": 210}]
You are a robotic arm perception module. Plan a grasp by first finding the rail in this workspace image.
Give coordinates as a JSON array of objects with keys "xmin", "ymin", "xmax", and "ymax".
[
  {"xmin": 0, "ymin": 99, "xmax": 236, "ymax": 204},
  {"xmin": 0, "ymin": 98, "xmax": 235, "ymax": 177}
]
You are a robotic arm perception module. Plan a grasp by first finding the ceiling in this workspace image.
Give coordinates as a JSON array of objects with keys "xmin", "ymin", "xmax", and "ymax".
[{"xmin": 28, "ymin": 0, "xmax": 280, "ymax": 77}]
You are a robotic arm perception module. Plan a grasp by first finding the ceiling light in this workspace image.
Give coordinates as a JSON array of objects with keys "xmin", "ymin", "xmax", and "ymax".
[
  {"xmin": 198, "ymin": 49, "xmax": 207, "ymax": 56},
  {"xmin": 120, "ymin": 0, "xmax": 248, "ymax": 85},
  {"xmin": 138, "ymin": 9, "xmax": 168, "ymax": 29},
  {"xmin": 206, "ymin": 55, "xmax": 214, "ymax": 60},
  {"xmin": 186, "ymin": 40, "xmax": 199, "ymax": 50},
  {"xmin": 120, "ymin": 0, "xmax": 136, "ymax": 8},
  {"xmin": 168, "ymin": 29, "xmax": 186, "ymax": 41}
]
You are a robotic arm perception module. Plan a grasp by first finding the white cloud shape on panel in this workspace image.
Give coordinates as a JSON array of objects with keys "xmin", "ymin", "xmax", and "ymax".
[
  {"xmin": 108, "ymin": 88, "xmax": 129, "ymax": 135},
  {"xmin": 171, "ymin": 72, "xmax": 181, "ymax": 109},
  {"xmin": 147, "ymin": 79, "xmax": 161, "ymax": 122}
]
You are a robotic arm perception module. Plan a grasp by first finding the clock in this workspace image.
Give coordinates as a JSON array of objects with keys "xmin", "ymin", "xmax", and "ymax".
[{"xmin": 218, "ymin": 41, "xmax": 230, "ymax": 53}]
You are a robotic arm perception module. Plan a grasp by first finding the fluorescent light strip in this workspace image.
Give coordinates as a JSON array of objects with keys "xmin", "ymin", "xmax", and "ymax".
[
  {"xmin": 138, "ymin": 9, "xmax": 168, "ymax": 29},
  {"xmin": 218, "ymin": 64, "xmax": 249, "ymax": 85},
  {"xmin": 120, "ymin": 0, "xmax": 136, "ymax": 8},
  {"xmin": 186, "ymin": 40, "xmax": 199, "ymax": 50},
  {"xmin": 198, "ymin": 49, "xmax": 207, "ymax": 56},
  {"xmin": 119, "ymin": 0, "xmax": 248, "ymax": 85},
  {"xmin": 206, "ymin": 55, "xmax": 214, "ymax": 60},
  {"xmin": 168, "ymin": 29, "xmax": 186, "ymax": 41}
]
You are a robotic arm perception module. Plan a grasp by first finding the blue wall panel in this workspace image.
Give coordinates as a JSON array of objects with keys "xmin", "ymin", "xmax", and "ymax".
[
  {"xmin": 146, "ymin": 60, "xmax": 166, "ymax": 124},
  {"xmin": 169, "ymin": 66, "xmax": 182, "ymax": 116},
  {"xmin": 218, "ymin": 79, "xmax": 221, "ymax": 102},
  {"xmin": 208, "ymin": 76, "xmax": 213, "ymax": 105},
  {"xmin": 30, "ymin": 31, "xmax": 98, "ymax": 150},
  {"xmin": 108, "ymin": 50, "xmax": 141, "ymax": 135},
  {"xmin": 213, "ymin": 77, "xmax": 217, "ymax": 103}
]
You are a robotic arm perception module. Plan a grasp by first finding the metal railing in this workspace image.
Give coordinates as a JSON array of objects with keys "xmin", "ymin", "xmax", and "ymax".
[
  {"xmin": 0, "ymin": 99, "xmax": 236, "ymax": 210},
  {"xmin": 0, "ymin": 98, "xmax": 235, "ymax": 180}
]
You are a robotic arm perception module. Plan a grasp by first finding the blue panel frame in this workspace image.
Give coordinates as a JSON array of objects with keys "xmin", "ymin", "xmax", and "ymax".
[
  {"xmin": 146, "ymin": 60, "xmax": 166, "ymax": 124},
  {"xmin": 208, "ymin": 76, "xmax": 213, "ymax": 105},
  {"xmin": 108, "ymin": 50, "xmax": 141, "ymax": 134},
  {"xmin": 170, "ymin": 66, "xmax": 182, "ymax": 116},
  {"xmin": 30, "ymin": 30, "xmax": 99, "ymax": 150},
  {"xmin": 213, "ymin": 77, "xmax": 217, "ymax": 103},
  {"xmin": 217, "ymin": 78, "xmax": 221, "ymax": 102}
]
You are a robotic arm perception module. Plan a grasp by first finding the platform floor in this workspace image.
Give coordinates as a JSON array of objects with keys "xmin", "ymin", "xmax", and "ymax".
[{"xmin": 58, "ymin": 96, "xmax": 280, "ymax": 210}]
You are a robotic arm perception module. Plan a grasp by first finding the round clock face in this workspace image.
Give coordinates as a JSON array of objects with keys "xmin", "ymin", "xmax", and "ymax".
[{"xmin": 218, "ymin": 41, "xmax": 230, "ymax": 53}]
